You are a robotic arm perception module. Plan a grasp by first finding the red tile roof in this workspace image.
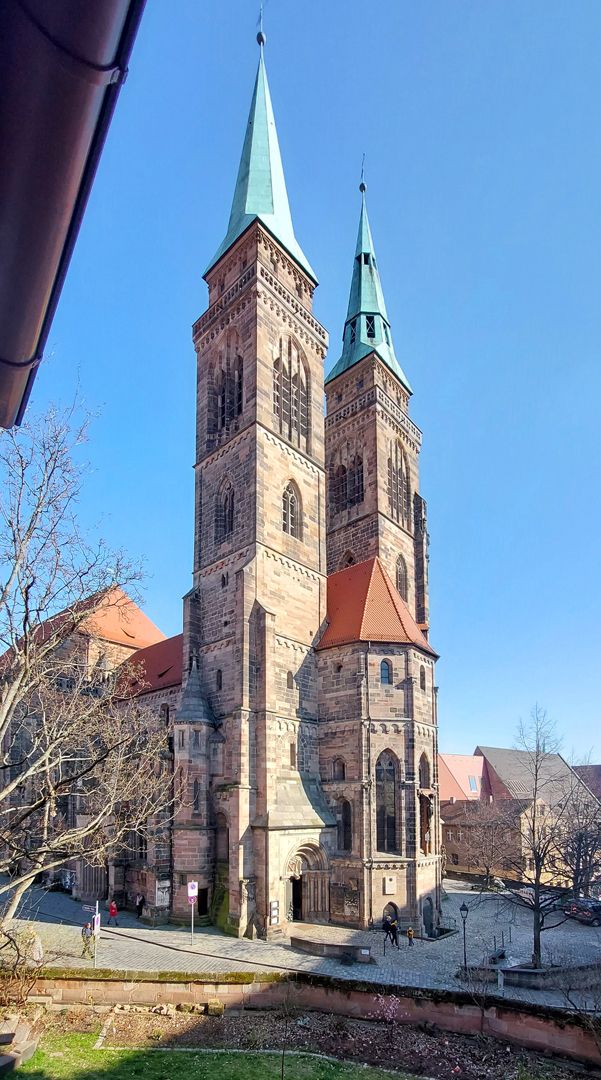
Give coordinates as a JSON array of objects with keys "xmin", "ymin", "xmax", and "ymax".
[
  {"xmin": 79, "ymin": 588, "xmax": 165, "ymax": 650},
  {"xmin": 317, "ymin": 557, "xmax": 437, "ymax": 655},
  {"xmin": 438, "ymin": 754, "xmax": 485, "ymax": 801},
  {"xmin": 120, "ymin": 633, "xmax": 183, "ymax": 695}
]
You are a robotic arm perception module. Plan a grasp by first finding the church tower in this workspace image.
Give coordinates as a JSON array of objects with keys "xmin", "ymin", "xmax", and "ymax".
[
  {"xmin": 318, "ymin": 184, "xmax": 440, "ymax": 934},
  {"xmin": 173, "ymin": 35, "xmax": 334, "ymax": 936}
]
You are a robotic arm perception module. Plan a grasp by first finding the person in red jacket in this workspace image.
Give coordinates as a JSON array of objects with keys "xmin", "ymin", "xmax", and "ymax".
[{"xmin": 107, "ymin": 899, "xmax": 119, "ymax": 926}]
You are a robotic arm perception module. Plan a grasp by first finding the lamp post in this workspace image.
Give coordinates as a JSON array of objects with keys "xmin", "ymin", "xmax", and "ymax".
[{"xmin": 459, "ymin": 901, "xmax": 469, "ymax": 975}]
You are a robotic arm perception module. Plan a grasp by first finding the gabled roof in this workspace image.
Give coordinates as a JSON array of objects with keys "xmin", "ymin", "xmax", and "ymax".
[
  {"xmin": 438, "ymin": 754, "xmax": 485, "ymax": 801},
  {"xmin": 474, "ymin": 745, "xmax": 592, "ymax": 809},
  {"xmin": 317, "ymin": 557, "xmax": 437, "ymax": 655},
  {"xmin": 121, "ymin": 633, "xmax": 183, "ymax": 695},
  {"xmin": 325, "ymin": 186, "xmax": 411, "ymax": 391},
  {"xmin": 205, "ymin": 46, "xmax": 316, "ymax": 282},
  {"xmin": 573, "ymin": 764, "xmax": 601, "ymax": 802}
]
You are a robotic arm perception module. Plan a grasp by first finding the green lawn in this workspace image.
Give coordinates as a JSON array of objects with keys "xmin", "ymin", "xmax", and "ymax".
[{"xmin": 21, "ymin": 1032, "xmax": 413, "ymax": 1080}]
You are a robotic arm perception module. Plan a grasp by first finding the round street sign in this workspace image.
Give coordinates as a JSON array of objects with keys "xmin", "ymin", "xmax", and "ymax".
[{"xmin": 188, "ymin": 896, "xmax": 196, "ymax": 905}]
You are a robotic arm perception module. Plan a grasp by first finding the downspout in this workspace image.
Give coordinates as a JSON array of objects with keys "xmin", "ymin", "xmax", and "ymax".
[{"xmin": 365, "ymin": 642, "xmax": 373, "ymax": 926}]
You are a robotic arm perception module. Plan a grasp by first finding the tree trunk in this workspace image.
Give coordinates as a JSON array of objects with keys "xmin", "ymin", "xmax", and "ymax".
[{"xmin": 532, "ymin": 909, "xmax": 542, "ymax": 968}]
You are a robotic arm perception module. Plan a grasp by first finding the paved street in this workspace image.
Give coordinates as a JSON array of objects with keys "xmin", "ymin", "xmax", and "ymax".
[{"xmin": 14, "ymin": 880, "xmax": 601, "ymax": 1010}]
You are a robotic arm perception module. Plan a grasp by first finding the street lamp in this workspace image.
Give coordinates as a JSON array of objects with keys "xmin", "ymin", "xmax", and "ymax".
[{"xmin": 459, "ymin": 902, "xmax": 469, "ymax": 974}]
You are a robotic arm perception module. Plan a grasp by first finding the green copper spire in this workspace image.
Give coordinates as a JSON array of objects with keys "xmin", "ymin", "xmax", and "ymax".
[
  {"xmin": 325, "ymin": 185, "xmax": 411, "ymax": 391},
  {"xmin": 205, "ymin": 38, "xmax": 316, "ymax": 282}
]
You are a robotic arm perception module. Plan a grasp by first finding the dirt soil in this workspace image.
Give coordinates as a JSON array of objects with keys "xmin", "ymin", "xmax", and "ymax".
[{"xmin": 66, "ymin": 1007, "xmax": 601, "ymax": 1080}]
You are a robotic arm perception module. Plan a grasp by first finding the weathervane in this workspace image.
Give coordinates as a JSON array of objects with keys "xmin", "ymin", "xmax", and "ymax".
[{"xmin": 257, "ymin": 2, "xmax": 266, "ymax": 47}]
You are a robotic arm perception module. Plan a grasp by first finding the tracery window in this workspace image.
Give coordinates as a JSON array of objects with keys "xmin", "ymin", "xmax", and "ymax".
[
  {"xmin": 209, "ymin": 346, "xmax": 244, "ymax": 440},
  {"xmin": 396, "ymin": 555, "xmax": 408, "ymax": 601},
  {"xmin": 282, "ymin": 482, "xmax": 302, "ymax": 539},
  {"xmin": 338, "ymin": 800, "xmax": 352, "ymax": 851},
  {"xmin": 272, "ymin": 338, "xmax": 310, "ymax": 451},
  {"xmin": 387, "ymin": 441, "xmax": 411, "ymax": 529},
  {"xmin": 215, "ymin": 480, "xmax": 234, "ymax": 543},
  {"xmin": 348, "ymin": 456, "xmax": 364, "ymax": 506},
  {"xmin": 376, "ymin": 752, "xmax": 398, "ymax": 852},
  {"xmin": 329, "ymin": 454, "xmax": 364, "ymax": 515}
]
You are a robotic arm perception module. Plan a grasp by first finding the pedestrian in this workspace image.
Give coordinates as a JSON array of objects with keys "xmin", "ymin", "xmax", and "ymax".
[
  {"xmin": 135, "ymin": 892, "xmax": 145, "ymax": 920},
  {"xmin": 107, "ymin": 899, "xmax": 119, "ymax": 926},
  {"xmin": 81, "ymin": 922, "xmax": 94, "ymax": 959},
  {"xmin": 382, "ymin": 914, "xmax": 393, "ymax": 944},
  {"xmin": 390, "ymin": 916, "xmax": 400, "ymax": 949},
  {"xmin": 407, "ymin": 925, "xmax": 414, "ymax": 946}
]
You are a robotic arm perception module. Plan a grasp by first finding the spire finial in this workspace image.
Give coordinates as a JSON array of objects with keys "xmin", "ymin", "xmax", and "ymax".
[
  {"xmin": 257, "ymin": 3, "xmax": 266, "ymax": 47},
  {"xmin": 359, "ymin": 153, "xmax": 366, "ymax": 194}
]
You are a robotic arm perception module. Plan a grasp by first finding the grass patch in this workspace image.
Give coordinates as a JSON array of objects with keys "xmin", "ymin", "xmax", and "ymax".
[{"xmin": 21, "ymin": 1032, "xmax": 418, "ymax": 1079}]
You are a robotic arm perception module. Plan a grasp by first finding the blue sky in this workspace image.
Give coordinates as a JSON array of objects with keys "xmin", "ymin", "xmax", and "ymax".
[{"xmin": 29, "ymin": 1, "xmax": 600, "ymax": 758}]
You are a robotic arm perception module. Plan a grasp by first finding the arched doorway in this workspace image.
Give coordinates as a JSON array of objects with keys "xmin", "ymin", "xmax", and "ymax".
[{"xmin": 285, "ymin": 843, "xmax": 329, "ymax": 923}]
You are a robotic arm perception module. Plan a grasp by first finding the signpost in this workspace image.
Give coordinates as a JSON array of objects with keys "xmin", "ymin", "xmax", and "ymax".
[
  {"xmin": 187, "ymin": 881, "xmax": 198, "ymax": 945},
  {"xmin": 92, "ymin": 901, "xmax": 100, "ymax": 969}
]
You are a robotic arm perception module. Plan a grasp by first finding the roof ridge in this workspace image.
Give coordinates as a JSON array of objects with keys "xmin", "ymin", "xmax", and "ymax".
[{"xmin": 358, "ymin": 557, "xmax": 379, "ymax": 640}]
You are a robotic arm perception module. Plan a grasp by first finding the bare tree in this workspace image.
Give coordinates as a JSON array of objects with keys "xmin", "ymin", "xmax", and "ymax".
[
  {"xmin": 462, "ymin": 800, "xmax": 516, "ymax": 887},
  {"xmin": 0, "ymin": 407, "xmax": 176, "ymax": 921},
  {"xmin": 500, "ymin": 706, "xmax": 574, "ymax": 968},
  {"xmin": 551, "ymin": 762, "xmax": 601, "ymax": 901}
]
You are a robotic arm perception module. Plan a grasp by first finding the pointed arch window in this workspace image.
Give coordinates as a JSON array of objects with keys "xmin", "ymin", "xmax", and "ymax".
[
  {"xmin": 396, "ymin": 555, "xmax": 408, "ymax": 601},
  {"xmin": 387, "ymin": 441, "xmax": 411, "ymax": 529},
  {"xmin": 338, "ymin": 800, "xmax": 352, "ymax": 852},
  {"xmin": 380, "ymin": 659, "xmax": 393, "ymax": 685},
  {"xmin": 282, "ymin": 482, "xmax": 302, "ymax": 539},
  {"xmin": 419, "ymin": 665, "xmax": 426, "ymax": 691},
  {"xmin": 376, "ymin": 752, "xmax": 398, "ymax": 853},
  {"xmin": 331, "ymin": 464, "xmax": 347, "ymax": 514},
  {"xmin": 333, "ymin": 758, "xmax": 346, "ymax": 781},
  {"xmin": 348, "ymin": 455, "xmax": 364, "ymax": 507},
  {"xmin": 286, "ymin": 671, "xmax": 294, "ymax": 690},
  {"xmin": 418, "ymin": 752, "xmax": 431, "ymax": 789},
  {"xmin": 215, "ymin": 481, "xmax": 234, "ymax": 543},
  {"xmin": 192, "ymin": 779, "xmax": 201, "ymax": 816},
  {"xmin": 273, "ymin": 339, "xmax": 310, "ymax": 451}
]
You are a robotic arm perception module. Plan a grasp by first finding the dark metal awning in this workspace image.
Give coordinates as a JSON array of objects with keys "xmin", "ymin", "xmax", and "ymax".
[{"xmin": 0, "ymin": 0, "xmax": 147, "ymax": 428}]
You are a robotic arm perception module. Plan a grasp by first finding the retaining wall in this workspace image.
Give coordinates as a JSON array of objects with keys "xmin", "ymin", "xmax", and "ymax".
[{"xmin": 29, "ymin": 971, "xmax": 601, "ymax": 1068}]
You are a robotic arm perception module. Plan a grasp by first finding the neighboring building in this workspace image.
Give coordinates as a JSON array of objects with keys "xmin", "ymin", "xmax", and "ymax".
[
  {"xmin": 574, "ymin": 765, "xmax": 601, "ymax": 803},
  {"xmin": 439, "ymin": 746, "xmax": 601, "ymax": 887},
  {"xmin": 119, "ymin": 38, "xmax": 442, "ymax": 937}
]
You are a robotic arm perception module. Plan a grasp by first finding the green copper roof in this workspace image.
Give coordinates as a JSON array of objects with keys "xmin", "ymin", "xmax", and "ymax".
[
  {"xmin": 205, "ymin": 48, "xmax": 316, "ymax": 282},
  {"xmin": 325, "ymin": 188, "xmax": 411, "ymax": 392}
]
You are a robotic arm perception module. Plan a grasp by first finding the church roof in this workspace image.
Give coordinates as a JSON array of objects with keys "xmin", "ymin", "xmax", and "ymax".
[
  {"xmin": 121, "ymin": 633, "xmax": 183, "ymax": 695},
  {"xmin": 317, "ymin": 557, "xmax": 437, "ymax": 655},
  {"xmin": 205, "ymin": 45, "xmax": 316, "ymax": 283},
  {"xmin": 325, "ymin": 187, "xmax": 411, "ymax": 391}
]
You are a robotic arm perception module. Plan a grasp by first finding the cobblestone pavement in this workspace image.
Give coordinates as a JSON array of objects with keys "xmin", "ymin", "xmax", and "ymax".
[{"xmin": 13, "ymin": 881, "xmax": 601, "ymax": 1011}]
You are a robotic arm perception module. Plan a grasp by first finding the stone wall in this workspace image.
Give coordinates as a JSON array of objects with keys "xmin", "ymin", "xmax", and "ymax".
[{"xmin": 30, "ymin": 974, "xmax": 601, "ymax": 1067}]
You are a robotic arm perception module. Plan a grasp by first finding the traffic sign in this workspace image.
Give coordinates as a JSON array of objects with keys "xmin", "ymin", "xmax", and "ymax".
[
  {"xmin": 81, "ymin": 905, "xmax": 94, "ymax": 913},
  {"xmin": 187, "ymin": 880, "xmax": 198, "ymax": 898},
  {"xmin": 188, "ymin": 896, "xmax": 196, "ymax": 905}
]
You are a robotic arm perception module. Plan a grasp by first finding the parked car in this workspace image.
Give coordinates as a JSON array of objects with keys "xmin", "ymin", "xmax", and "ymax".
[{"xmin": 563, "ymin": 899, "xmax": 601, "ymax": 927}]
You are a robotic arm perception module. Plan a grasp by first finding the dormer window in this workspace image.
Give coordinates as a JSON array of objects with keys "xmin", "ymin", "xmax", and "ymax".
[
  {"xmin": 363, "ymin": 253, "xmax": 370, "ymax": 265},
  {"xmin": 384, "ymin": 325, "xmax": 390, "ymax": 345},
  {"xmin": 349, "ymin": 319, "xmax": 357, "ymax": 345},
  {"xmin": 366, "ymin": 315, "xmax": 375, "ymax": 339}
]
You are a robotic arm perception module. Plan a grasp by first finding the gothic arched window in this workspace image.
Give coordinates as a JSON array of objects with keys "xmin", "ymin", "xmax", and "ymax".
[
  {"xmin": 376, "ymin": 752, "xmax": 398, "ymax": 853},
  {"xmin": 380, "ymin": 659, "xmax": 393, "ymax": 685},
  {"xmin": 282, "ymin": 482, "xmax": 302, "ymax": 539},
  {"xmin": 273, "ymin": 339, "xmax": 310, "ymax": 451},
  {"xmin": 234, "ymin": 355, "xmax": 243, "ymax": 417},
  {"xmin": 387, "ymin": 441, "xmax": 411, "ymax": 529},
  {"xmin": 338, "ymin": 800, "xmax": 352, "ymax": 851},
  {"xmin": 348, "ymin": 456, "xmax": 364, "ymax": 507},
  {"xmin": 215, "ymin": 480, "xmax": 234, "ymax": 543},
  {"xmin": 286, "ymin": 671, "xmax": 294, "ymax": 690},
  {"xmin": 333, "ymin": 758, "xmax": 346, "ymax": 781},
  {"xmin": 419, "ymin": 752, "xmax": 431, "ymax": 789},
  {"xmin": 215, "ymin": 813, "xmax": 229, "ymax": 863},
  {"xmin": 192, "ymin": 779, "xmax": 201, "ymax": 815},
  {"xmin": 419, "ymin": 665, "xmax": 426, "ymax": 691},
  {"xmin": 331, "ymin": 464, "xmax": 347, "ymax": 515},
  {"xmin": 396, "ymin": 555, "xmax": 408, "ymax": 601}
]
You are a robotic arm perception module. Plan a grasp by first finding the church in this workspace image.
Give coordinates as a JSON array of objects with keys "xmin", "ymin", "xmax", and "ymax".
[{"xmin": 120, "ymin": 35, "xmax": 441, "ymax": 938}]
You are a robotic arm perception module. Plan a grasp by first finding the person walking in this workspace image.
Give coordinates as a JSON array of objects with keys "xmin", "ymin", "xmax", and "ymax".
[
  {"xmin": 81, "ymin": 922, "xmax": 94, "ymax": 959},
  {"xmin": 407, "ymin": 925, "xmax": 414, "ymax": 947},
  {"xmin": 135, "ymin": 892, "xmax": 145, "ymax": 920},
  {"xmin": 389, "ymin": 915, "xmax": 400, "ymax": 949},
  {"xmin": 107, "ymin": 899, "xmax": 119, "ymax": 926},
  {"xmin": 382, "ymin": 914, "xmax": 393, "ymax": 944}
]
